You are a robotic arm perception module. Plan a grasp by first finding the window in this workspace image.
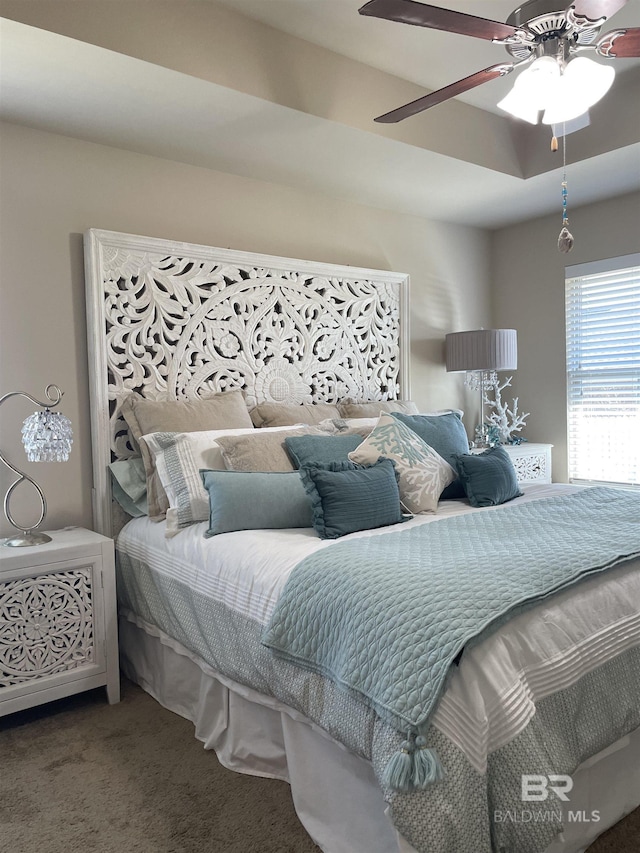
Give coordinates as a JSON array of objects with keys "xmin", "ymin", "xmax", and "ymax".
[{"xmin": 565, "ymin": 254, "xmax": 640, "ymax": 487}]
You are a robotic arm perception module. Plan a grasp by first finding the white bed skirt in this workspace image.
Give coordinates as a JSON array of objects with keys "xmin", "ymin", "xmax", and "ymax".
[{"xmin": 119, "ymin": 612, "xmax": 640, "ymax": 853}]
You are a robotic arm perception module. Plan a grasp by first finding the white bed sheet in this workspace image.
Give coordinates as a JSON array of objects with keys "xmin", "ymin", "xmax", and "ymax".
[{"xmin": 117, "ymin": 483, "xmax": 640, "ymax": 775}]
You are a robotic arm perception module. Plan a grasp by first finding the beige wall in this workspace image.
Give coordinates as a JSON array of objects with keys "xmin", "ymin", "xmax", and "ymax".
[
  {"xmin": 0, "ymin": 120, "xmax": 491, "ymax": 536},
  {"xmin": 491, "ymin": 191, "xmax": 640, "ymax": 483}
]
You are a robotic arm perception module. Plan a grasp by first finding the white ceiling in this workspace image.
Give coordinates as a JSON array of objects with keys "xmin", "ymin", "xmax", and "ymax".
[{"xmin": 1, "ymin": 1, "xmax": 639, "ymax": 229}]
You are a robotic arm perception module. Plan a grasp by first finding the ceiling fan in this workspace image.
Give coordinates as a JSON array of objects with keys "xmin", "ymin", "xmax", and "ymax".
[{"xmin": 359, "ymin": 0, "xmax": 640, "ymax": 124}]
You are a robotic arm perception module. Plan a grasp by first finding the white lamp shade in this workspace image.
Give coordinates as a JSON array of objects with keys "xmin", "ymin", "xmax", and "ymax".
[
  {"xmin": 21, "ymin": 410, "xmax": 73, "ymax": 462},
  {"xmin": 542, "ymin": 86, "xmax": 589, "ymax": 124},
  {"xmin": 445, "ymin": 329, "xmax": 517, "ymax": 372},
  {"xmin": 542, "ymin": 57, "xmax": 614, "ymax": 125},
  {"xmin": 519, "ymin": 57, "xmax": 561, "ymax": 108},
  {"xmin": 497, "ymin": 85, "xmax": 540, "ymax": 124},
  {"xmin": 498, "ymin": 56, "xmax": 560, "ymax": 123},
  {"xmin": 565, "ymin": 57, "xmax": 615, "ymax": 104}
]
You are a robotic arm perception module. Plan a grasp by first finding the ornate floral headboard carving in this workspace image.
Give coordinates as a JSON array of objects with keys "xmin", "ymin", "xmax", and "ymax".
[{"xmin": 84, "ymin": 229, "xmax": 409, "ymax": 536}]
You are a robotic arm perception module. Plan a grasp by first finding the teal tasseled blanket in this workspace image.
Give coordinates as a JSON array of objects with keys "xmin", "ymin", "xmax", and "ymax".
[{"xmin": 263, "ymin": 488, "xmax": 640, "ymax": 737}]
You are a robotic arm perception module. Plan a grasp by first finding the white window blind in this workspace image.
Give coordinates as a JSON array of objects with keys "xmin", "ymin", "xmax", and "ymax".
[{"xmin": 566, "ymin": 254, "xmax": 640, "ymax": 487}]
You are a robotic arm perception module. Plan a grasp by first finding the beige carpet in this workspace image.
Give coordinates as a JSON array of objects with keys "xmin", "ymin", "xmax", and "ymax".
[{"xmin": 1, "ymin": 678, "xmax": 638, "ymax": 853}]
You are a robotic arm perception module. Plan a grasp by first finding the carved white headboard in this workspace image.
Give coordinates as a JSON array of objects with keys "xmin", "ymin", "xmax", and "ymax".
[{"xmin": 84, "ymin": 229, "xmax": 410, "ymax": 536}]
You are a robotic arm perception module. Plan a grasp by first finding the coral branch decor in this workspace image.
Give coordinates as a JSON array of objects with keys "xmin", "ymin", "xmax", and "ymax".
[{"xmin": 483, "ymin": 376, "xmax": 529, "ymax": 444}]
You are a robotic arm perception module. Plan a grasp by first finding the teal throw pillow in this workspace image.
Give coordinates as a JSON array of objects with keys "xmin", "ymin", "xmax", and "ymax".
[
  {"xmin": 200, "ymin": 470, "xmax": 312, "ymax": 536},
  {"xmin": 285, "ymin": 434, "xmax": 363, "ymax": 469},
  {"xmin": 452, "ymin": 446, "xmax": 523, "ymax": 508},
  {"xmin": 392, "ymin": 411, "xmax": 469, "ymax": 499},
  {"xmin": 299, "ymin": 459, "xmax": 404, "ymax": 540}
]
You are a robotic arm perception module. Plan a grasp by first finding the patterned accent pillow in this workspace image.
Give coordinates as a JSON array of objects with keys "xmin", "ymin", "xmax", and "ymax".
[
  {"xmin": 392, "ymin": 411, "xmax": 469, "ymax": 500},
  {"xmin": 348, "ymin": 412, "xmax": 455, "ymax": 514}
]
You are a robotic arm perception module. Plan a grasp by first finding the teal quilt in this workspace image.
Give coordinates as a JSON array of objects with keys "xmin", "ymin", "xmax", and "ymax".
[{"xmin": 262, "ymin": 487, "xmax": 640, "ymax": 787}]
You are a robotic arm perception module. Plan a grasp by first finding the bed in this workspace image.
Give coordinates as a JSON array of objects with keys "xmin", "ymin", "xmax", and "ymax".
[{"xmin": 84, "ymin": 228, "xmax": 640, "ymax": 853}]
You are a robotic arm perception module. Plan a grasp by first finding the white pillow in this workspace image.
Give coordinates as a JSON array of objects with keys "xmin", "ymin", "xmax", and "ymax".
[
  {"xmin": 142, "ymin": 424, "xmax": 305, "ymax": 537},
  {"xmin": 342, "ymin": 417, "xmax": 380, "ymax": 429},
  {"xmin": 348, "ymin": 412, "xmax": 455, "ymax": 514}
]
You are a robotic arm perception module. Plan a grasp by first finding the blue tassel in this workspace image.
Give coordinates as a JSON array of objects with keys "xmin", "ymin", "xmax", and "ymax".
[
  {"xmin": 382, "ymin": 739, "xmax": 415, "ymax": 792},
  {"xmin": 412, "ymin": 736, "xmax": 444, "ymax": 788}
]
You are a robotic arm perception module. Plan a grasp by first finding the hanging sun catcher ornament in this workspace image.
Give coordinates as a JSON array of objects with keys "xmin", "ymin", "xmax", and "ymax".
[{"xmin": 555, "ymin": 127, "xmax": 574, "ymax": 254}]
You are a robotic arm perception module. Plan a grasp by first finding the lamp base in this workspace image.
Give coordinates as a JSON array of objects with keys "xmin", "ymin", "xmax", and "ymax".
[
  {"xmin": 473, "ymin": 423, "xmax": 495, "ymax": 450},
  {"xmin": 2, "ymin": 531, "xmax": 53, "ymax": 547}
]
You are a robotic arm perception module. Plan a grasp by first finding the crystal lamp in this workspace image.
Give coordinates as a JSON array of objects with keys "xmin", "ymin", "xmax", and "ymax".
[{"xmin": 0, "ymin": 384, "xmax": 73, "ymax": 547}]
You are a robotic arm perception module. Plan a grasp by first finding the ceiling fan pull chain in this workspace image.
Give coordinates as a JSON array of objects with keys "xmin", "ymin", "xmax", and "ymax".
[{"xmin": 558, "ymin": 127, "xmax": 575, "ymax": 253}]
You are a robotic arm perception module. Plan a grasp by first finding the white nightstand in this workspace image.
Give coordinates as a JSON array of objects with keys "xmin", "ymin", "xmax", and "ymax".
[
  {"xmin": 0, "ymin": 527, "xmax": 120, "ymax": 716},
  {"xmin": 503, "ymin": 443, "xmax": 553, "ymax": 485}
]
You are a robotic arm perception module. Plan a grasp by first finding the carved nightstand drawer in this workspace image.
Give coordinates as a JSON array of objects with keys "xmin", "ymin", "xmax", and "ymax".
[
  {"xmin": 503, "ymin": 443, "xmax": 553, "ymax": 485},
  {"xmin": 0, "ymin": 528, "xmax": 119, "ymax": 715}
]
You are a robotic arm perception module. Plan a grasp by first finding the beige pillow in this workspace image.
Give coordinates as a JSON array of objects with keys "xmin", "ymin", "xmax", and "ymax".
[
  {"xmin": 337, "ymin": 400, "xmax": 419, "ymax": 419},
  {"xmin": 120, "ymin": 390, "xmax": 254, "ymax": 520},
  {"xmin": 217, "ymin": 426, "xmax": 324, "ymax": 472},
  {"xmin": 250, "ymin": 401, "xmax": 341, "ymax": 428}
]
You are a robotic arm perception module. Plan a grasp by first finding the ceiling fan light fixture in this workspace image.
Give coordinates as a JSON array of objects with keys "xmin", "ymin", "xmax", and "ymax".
[
  {"xmin": 541, "ymin": 57, "xmax": 614, "ymax": 124},
  {"xmin": 542, "ymin": 95, "xmax": 590, "ymax": 125},
  {"xmin": 498, "ymin": 54, "xmax": 562, "ymax": 122},
  {"xmin": 520, "ymin": 55, "xmax": 561, "ymax": 107},
  {"xmin": 360, "ymin": 0, "xmax": 638, "ymax": 126},
  {"xmin": 563, "ymin": 56, "xmax": 616, "ymax": 105},
  {"xmin": 500, "ymin": 51, "xmax": 616, "ymax": 126},
  {"xmin": 497, "ymin": 89, "xmax": 540, "ymax": 123},
  {"xmin": 497, "ymin": 75, "xmax": 541, "ymax": 123}
]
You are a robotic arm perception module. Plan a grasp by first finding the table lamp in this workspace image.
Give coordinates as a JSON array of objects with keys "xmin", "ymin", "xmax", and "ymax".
[
  {"xmin": 445, "ymin": 329, "xmax": 517, "ymax": 448},
  {"xmin": 0, "ymin": 384, "xmax": 73, "ymax": 547}
]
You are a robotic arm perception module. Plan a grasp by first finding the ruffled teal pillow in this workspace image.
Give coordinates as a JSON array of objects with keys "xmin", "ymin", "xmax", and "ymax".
[
  {"xmin": 298, "ymin": 459, "xmax": 405, "ymax": 540},
  {"xmin": 453, "ymin": 446, "xmax": 522, "ymax": 508}
]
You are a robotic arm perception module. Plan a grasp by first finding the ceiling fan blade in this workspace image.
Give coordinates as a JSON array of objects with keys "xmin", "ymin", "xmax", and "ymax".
[
  {"xmin": 596, "ymin": 26, "xmax": 640, "ymax": 56},
  {"xmin": 359, "ymin": 0, "xmax": 521, "ymax": 42},
  {"xmin": 374, "ymin": 63, "xmax": 514, "ymax": 123},
  {"xmin": 567, "ymin": 0, "xmax": 628, "ymax": 27}
]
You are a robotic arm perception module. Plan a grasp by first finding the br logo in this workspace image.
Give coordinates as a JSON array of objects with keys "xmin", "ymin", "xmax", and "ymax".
[{"xmin": 521, "ymin": 774, "xmax": 574, "ymax": 802}]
